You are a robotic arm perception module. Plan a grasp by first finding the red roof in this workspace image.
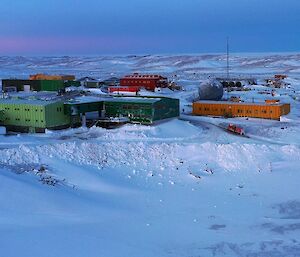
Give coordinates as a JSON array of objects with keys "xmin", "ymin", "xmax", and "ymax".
[{"xmin": 123, "ymin": 74, "xmax": 166, "ymax": 80}]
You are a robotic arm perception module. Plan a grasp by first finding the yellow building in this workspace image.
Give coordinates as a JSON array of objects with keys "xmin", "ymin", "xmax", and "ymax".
[{"xmin": 192, "ymin": 100, "xmax": 290, "ymax": 120}]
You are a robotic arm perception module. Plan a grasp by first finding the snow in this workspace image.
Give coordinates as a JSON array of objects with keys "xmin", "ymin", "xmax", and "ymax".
[{"xmin": 1, "ymin": 53, "xmax": 300, "ymax": 257}]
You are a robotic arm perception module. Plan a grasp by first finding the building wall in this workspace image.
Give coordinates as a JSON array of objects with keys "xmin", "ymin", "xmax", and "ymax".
[
  {"xmin": 0, "ymin": 102, "xmax": 46, "ymax": 128},
  {"xmin": 0, "ymin": 110, "xmax": 5, "ymax": 122},
  {"xmin": 2, "ymin": 79, "xmax": 65, "ymax": 92},
  {"xmin": 44, "ymin": 102, "xmax": 71, "ymax": 128},
  {"xmin": 85, "ymin": 81, "xmax": 99, "ymax": 88},
  {"xmin": 0, "ymin": 101, "xmax": 71, "ymax": 132},
  {"xmin": 104, "ymin": 101, "xmax": 154, "ymax": 124},
  {"xmin": 103, "ymin": 97, "xmax": 179, "ymax": 124},
  {"xmin": 120, "ymin": 78, "xmax": 157, "ymax": 91},
  {"xmin": 64, "ymin": 81, "xmax": 81, "ymax": 87},
  {"xmin": 2, "ymin": 80, "xmax": 41, "ymax": 92},
  {"xmin": 40, "ymin": 80, "xmax": 65, "ymax": 91},
  {"xmin": 153, "ymin": 98, "xmax": 180, "ymax": 121},
  {"xmin": 64, "ymin": 102, "xmax": 103, "ymax": 115},
  {"xmin": 192, "ymin": 102, "xmax": 290, "ymax": 120}
]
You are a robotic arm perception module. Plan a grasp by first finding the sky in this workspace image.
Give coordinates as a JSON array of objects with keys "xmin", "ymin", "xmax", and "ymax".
[{"xmin": 0, "ymin": 0, "xmax": 299, "ymax": 55}]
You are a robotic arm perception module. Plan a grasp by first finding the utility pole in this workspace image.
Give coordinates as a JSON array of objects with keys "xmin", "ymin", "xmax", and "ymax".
[{"xmin": 226, "ymin": 37, "xmax": 230, "ymax": 79}]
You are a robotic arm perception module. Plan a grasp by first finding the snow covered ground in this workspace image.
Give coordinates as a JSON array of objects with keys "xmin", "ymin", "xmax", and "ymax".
[{"xmin": 0, "ymin": 53, "xmax": 300, "ymax": 257}]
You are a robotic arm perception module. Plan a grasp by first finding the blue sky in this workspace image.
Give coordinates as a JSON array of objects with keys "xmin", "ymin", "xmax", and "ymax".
[{"xmin": 0, "ymin": 0, "xmax": 299, "ymax": 55}]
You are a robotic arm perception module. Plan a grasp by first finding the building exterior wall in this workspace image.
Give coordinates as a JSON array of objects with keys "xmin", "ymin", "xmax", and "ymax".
[
  {"xmin": 85, "ymin": 81, "xmax": 99, "ymax": 88},
  {"xmin": 108, "ymin": 86, "xmax": 139, "ymax": 93},
  {"xmin": 2, "ymin": 79, "xmax": 65, "ymax": 92},
  {"xmin": 64, "ymin": 101, "xmax": 103, "ymax": 115},
  {"xmin": 192, "ymin": 101, "xmax": 290, "ymax": 120},
  {"xmin": 104, "ymin": 101, "xmax": 154, "ymax": 124},
  {"xmin": 0, "ymin": 101, "xmax": 70, "ymax": 132},
  {"xmin": 103, "ymin": 97, "xmax": 179, "ymax": 124},
  {"xmin": 40, "ymin": 80, "xmax": 65, "ymax": 91},
  {"xmin": 64, "ymin": 81, "xmax": 81, "ymax": 87},
  {"xmin": 120, "ymin": 78, "xmax": 157, "ymax": 91},
  {"xmin": 44, "ymin": 102, "xmax": 71, "ymax": 128},
  {"xmin": 0, "ymin": 110, "xmax": 5, "ymax": 122},
  {"xmin": 0, "ymin": 102, "xmax": 46, "ymax": 128},
  {"xmin": 2, "ymin": 80, "xmax": 41, "ymax": 92},
  {"xmin": 153, "ymin": 98, "xmax": 180, "ymax": 121}
]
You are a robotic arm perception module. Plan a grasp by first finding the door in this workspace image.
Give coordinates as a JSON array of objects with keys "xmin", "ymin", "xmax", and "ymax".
[{"xmin": 23, "ymin": 85, "xmax": 31, "ymax": 92}]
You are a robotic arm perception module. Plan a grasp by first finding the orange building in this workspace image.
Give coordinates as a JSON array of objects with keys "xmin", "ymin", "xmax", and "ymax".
[
  {"xmin": 29, "ymin": 74, "xmax": 75, "ymax": 81},
  {"xmin": 192, "ymin": 100, "xmax": 290, "ymax": 120}
]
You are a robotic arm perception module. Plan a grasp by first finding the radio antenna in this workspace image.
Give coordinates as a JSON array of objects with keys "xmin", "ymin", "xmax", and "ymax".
[{"xmin": 226, "ymin": 37, "xmax": 230, "ymax": 79}]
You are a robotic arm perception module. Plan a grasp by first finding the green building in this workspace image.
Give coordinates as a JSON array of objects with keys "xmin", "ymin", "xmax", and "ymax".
[
  {"xmin": 0, "ymin": 95, "xmax": 180, "ymax": 133},
  {"xmin": 64, "ymin": 80, "xmax": 81, "ymax": 88},
  {"xmin": 65, "ymin": 96, "xmax": 179, "ymax": 124},
  {"xmin": 0, "ymin": 98, "xmax": 71, "ymax": 132},
  {"xmin": 103, "ymin": 96, "xmax": 180, "ymax": 124},
  {"xmin": 2, "ymin": 79, "xmax": 65, "ymax": 92}
]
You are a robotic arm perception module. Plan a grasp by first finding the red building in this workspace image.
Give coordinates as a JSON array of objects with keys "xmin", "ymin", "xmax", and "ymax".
[
  {"xmin": 108, "ymin": 86, "xmax": 139, "ymax": 94},
  {"xmin": 120, "ymin": 74, "xmax": 168, "ymax": 91}
]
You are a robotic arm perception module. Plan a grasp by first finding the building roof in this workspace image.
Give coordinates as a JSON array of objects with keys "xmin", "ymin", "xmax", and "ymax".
[
  {"xmin": 0, "ymin": 98, "xmax": 63, "ymax": 106},
  {"xmin": 104, "ymin": 97, "xmax": 161, "ymax": 104},
  {"xmin": 194, "ymin": 100, "xmax": 287, "ymax": 107},
  {"xmin": 65, "ymin": 96, "xmax": 161, "ymax": 105},
  {"xmin": 77, "ymin": 77, "xmax": 98, "ymax": 82},
  {"xmin": 122, "ymin": 74, "xmax": 166, "ymax": 80}
]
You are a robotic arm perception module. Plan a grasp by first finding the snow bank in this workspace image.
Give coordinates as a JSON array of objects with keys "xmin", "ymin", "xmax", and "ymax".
[{"xmin": 1, "ymin": 140, "xmax": 299, "ymax": 175}]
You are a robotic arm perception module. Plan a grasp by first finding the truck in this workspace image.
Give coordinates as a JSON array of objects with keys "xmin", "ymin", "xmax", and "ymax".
[{"xmin": 227, "ymin": 123, "xmax": 245, "ymax": 136}]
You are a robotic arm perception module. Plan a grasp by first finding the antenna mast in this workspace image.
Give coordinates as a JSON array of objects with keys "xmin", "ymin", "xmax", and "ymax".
[{"xmin": 226, "ymin": 37, "xmax": 229, "ymax": 79}]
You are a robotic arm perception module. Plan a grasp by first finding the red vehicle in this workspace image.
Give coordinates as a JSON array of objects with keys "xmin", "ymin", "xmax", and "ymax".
[
  {"xmin": 120, "ymin": 73, "xmax": 168, "ymax": 91},
  {"xmin": 227, "ymin": 124, "xmax": 245, "ymax": 135}
]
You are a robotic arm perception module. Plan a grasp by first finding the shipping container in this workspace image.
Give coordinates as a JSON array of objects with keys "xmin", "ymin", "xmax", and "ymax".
[{"xmin": 192, "ymin": 101, "xmax": 290, "ymax": 120}]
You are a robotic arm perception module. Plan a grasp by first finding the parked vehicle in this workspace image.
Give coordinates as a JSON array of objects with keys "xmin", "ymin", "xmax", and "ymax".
[{"xmin": 227, "ymin": 123, "xmax": 245, "ymax": 135}]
